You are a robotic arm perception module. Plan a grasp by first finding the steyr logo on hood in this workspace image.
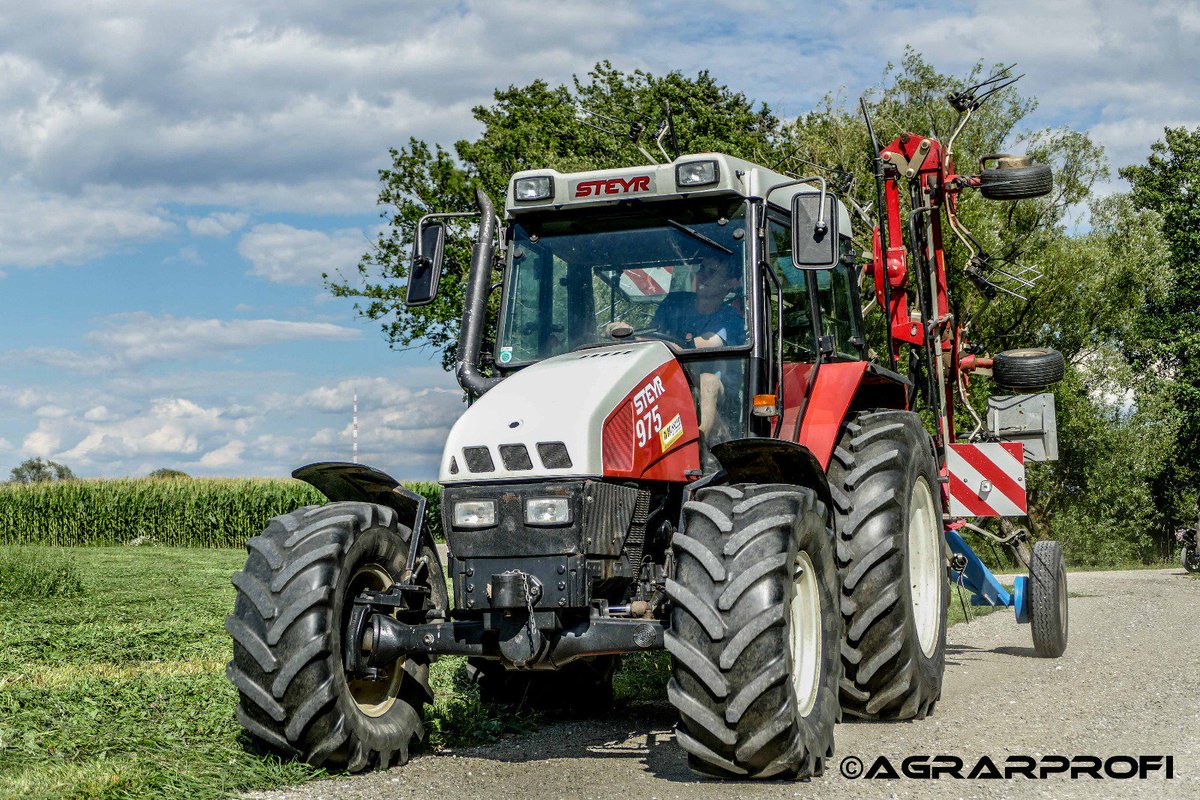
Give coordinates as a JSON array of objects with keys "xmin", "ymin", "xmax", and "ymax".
[{"xmin": 572, "ymin": 175, "xmax": 653, "ymax": 199}]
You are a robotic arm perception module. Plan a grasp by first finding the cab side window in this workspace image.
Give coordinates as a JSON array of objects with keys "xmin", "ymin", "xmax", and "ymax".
[{"xmin": 766, "ymin": 210, "xmax": 862, "ymax": 361}]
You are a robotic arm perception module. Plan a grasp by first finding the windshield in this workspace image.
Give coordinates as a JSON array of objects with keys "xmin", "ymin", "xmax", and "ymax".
[{"xmin": 497, "ymin": 199, "xmax": 748, "ymax": 365}]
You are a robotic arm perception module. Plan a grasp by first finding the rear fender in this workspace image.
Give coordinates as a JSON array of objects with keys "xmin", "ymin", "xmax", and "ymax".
[
  {"xmin": 704, "ymin": 438, "xmax": 833, "ymax": 517},
  {"xmin": 796, "ymin": 361, "xmax": 909, "ymax": 468},
  {"xmin": 292, "ymin": 461, "xmax": 428, "ymax": 538}
]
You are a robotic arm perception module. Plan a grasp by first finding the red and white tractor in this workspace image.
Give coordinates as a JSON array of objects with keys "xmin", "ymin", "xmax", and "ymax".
[{"xmin": 227, "ymin": 70, "xmax": 1067, "ymax": 779}]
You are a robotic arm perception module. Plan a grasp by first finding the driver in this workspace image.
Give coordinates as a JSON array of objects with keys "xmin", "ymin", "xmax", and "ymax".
[
  {"xmin": 651, "ymin": 253, "xmax": 745, "ymax": 444},
  {"xmin": 652, "ymin": 253, "xmax": 746, "ymax": 348}
]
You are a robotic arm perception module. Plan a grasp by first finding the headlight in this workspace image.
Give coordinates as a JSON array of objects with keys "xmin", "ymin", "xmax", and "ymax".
[
  {"xmin": 514, "ymin": 176, "xmax": 554, "ymax": 201},
  {"xmin": 453, "ymin": 500, "xmax": 497, "ymax": 528},
  {"xmin": 525, "ymin": 497, "xmax": 572, "ymax": 526},
  {"xmin": 676, "ymin": 160, "xmax": 719, "ymax": 188}
]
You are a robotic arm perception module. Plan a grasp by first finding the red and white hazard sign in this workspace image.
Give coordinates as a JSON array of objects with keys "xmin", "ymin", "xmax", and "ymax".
[
  {"xmin": 620, "ymin": 267, "xmax": 673, "ymax": 297},
  {"xmin": 946, "ymin": 442, "xmax": 1027, "ymax": 517}
]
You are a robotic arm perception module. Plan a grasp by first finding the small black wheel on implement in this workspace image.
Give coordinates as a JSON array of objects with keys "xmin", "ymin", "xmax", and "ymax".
[
  {"xmin": 992, "ymin": 347, "xmax": 1065, "ymax": 390},
  {"xmin": 465, "ymin": 656, "xmax": 619, "ymax": 712},
  {"xmin": 1028, "ymin": 540, "xmax": 1068, "ymax": 658},
  {"xmin": 977, "ymin": 154, "xmax": 1054, "ymax": 200},
  {"xmin": 828, "ymin": 410, "xmax": 949, "ymax": 721},
  {"xmin": 665, "ymin": 483, "xmax": 843, "ymax": 780},
  {"xmin": 1181, "ymin": 537, "xmax": 1200, "ymax": 574},
  {"xmin": 226, "ymin": 501, "xmax": 447, "ymax": 771}
]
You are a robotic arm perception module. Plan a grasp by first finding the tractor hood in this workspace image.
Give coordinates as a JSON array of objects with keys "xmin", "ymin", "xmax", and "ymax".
[{"xmin": 439, "ymin": 341, "xmax": 699, "ymax": 483}]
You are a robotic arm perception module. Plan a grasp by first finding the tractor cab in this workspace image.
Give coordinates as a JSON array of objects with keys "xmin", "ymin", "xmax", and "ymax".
[{"xmin": 455, "ymin": 154, "xmax": 872, "ymax": 472}]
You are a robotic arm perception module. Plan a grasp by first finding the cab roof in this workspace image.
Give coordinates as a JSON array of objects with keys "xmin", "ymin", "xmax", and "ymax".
[{"xmin": 505, "ymin": 152, "xmax": 853, "ymax": 233}]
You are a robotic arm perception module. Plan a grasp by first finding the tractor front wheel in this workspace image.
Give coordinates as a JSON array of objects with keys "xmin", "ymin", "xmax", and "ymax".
[
  {"xmin": 665, "ymin": 483, "xmax": 842, "ymax": 780},
  {"xmin": 226, "ymin": 502, "xmax": 447, "ymax": 771}
]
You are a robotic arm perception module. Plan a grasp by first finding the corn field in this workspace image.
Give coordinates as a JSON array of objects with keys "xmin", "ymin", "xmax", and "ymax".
[{"xmin": 0, "ymin": 478, "xmax": 442, "ymax": 548}]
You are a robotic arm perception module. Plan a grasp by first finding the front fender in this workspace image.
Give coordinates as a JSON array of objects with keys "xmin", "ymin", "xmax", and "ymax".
[
  {"xmin": 705, "ymin": 438, "xmax": 833, "ymax": 515},
  {"xmin": 292, "ymin": 461, "xmax": 429, "ymax": 536}
]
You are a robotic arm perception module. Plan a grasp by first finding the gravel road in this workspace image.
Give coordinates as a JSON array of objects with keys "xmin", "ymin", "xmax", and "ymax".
[{"xmin": 255, "ymin": 568, "xmax": 1200, "ymax": 800}]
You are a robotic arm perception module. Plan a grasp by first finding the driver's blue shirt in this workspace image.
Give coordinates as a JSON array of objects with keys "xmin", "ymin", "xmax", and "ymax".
[{"xmin": 652, "ymin": 292, "xmax": 746, "ymax": 347}]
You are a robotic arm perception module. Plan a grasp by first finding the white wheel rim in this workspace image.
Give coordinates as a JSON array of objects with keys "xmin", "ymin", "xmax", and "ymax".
[
  {"xmin": 347, "ymin": 564, "xmax": 403, "ymax": 717},
  {"xmin": 789, "ymin": 551, "xmax": 821, "ymax": 717},
  {"xmin": 908, "ymin": 476, "xmax": 942, "ymax": 658}
]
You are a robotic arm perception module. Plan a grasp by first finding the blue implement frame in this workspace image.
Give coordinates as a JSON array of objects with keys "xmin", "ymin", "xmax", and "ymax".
[{"xmin": 945, "ymin": 528, "xmax": 1029, "ymax": 624}]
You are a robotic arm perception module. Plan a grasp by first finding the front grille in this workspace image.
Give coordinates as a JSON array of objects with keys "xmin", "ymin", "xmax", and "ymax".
[
  {"xmin": 603, "ymin": 404, "xmax": 634, "ymax": 472},
  {"xmin": 462, "ymin": 446, "xmax": 495, "ymax": 473},
  {"xmin": 499, "ymin": 444, "xmax": 533, "ymax": 471},
  {"xmin": 537, "ymin": 441, "xmax": 572, "ymax": 469}
]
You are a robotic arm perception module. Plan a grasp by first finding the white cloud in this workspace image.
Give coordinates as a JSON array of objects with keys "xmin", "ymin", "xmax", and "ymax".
[
  {"xmin": 186, "ymin": 211, "xmax": 248, "ymax": 237},
  {"xmin": 200, "ymin": 439, "xmax": 246, "ymax": 468},
  {"xmin": 87, "ymin": 312, "xmax": 360, "ymax": 367},
  {"xmin": 0, "ymin": 182, "xmax": 175, "ymax": 268},
  {"xmin": 13, "ymin": 313, "xmax": 361, "ymax": 374},
  {"xmin": 237, "ymin": 223, "xmax": 366, "ymax": 284},
  {"xmin": 54, "ymin": 397, "xmax": 245, "ymax": 465}
]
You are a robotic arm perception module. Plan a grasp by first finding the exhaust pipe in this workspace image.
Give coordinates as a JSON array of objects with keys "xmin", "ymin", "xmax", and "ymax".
[{"xmin": 455, "ymin": 188, "xmax": 503, "ymax": 398}]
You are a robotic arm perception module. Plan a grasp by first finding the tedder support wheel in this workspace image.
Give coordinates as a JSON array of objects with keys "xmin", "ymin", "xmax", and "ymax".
[
  {"xmin": 665, "ymin": 483, "xmax": 842, "ymax": 780},
  {"xmin": 465, "ymin": 656, "xmax": 619, "ymax": 712},
  {"xmin": 978, "ymin": 156, "xmax": 1054, "ymax": 200},
  {"xmin": 1029, "ymin": 540, "xmax": 1068, "ymax": 658},
  {"xmin": 992, "ymin": 347, "xmax": 1065, "ymax": 390},
  {"xmin": 226, "ymin": 501, "xmax": 447, "ymax": 772},
  {"xmin": 1181, "ymin": 544, "xmax": 1199, "ymax": 574},
  {"xmin": 828, "ymin": 410, "xmax": 949, "ymax": 720}
]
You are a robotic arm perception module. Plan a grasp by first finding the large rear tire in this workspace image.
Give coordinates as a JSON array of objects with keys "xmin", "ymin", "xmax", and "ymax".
[
  {"xmin": 828, "ymin": 411, "xmax": 949, "ymax": 720},
  {"xmin": 226, "ymin": 502, "xmax": 447, "ymax": 771},
  {"xmin": 665, "ymin": 483, "xmax": 842, "ymax": 780}
]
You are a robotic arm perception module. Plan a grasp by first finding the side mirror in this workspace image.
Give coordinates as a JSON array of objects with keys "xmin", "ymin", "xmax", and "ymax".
[
  {"xmin": 790, "ymin": 192, "xmax": 839, "ymax": 269},
  {"xmin": 406, "ymin": 221, "xmax": 446, "ymax": 306}
]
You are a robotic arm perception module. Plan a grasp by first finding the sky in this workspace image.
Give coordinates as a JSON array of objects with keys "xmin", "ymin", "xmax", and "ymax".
[{"xmin": 1, "ymin": 0, "xmax": 1197, "ymax": 481}]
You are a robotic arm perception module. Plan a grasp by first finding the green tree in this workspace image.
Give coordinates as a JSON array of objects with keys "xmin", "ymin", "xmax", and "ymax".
[
  {"xmin": 10, "ymin": 457, "xmax": 75, "ymax": 484},
  {"xmin": 148, "ymin": 468, "xmax": 191, "ymax": 480},
  {"xmin": 1119, "ymin": 126, "xmax": 1200, "ymax": 529},
  {"xmin": 327, "ymin": 63, "xmax": 782, "ymax": 370}
]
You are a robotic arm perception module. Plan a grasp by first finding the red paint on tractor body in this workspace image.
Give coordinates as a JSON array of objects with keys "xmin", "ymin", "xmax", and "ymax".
[
  {"xmin": 794, "ymin": 361, "xmax": 872, "ymax": 469},
  {"xmin": 601, "ymin": 359, "xmax": 700, "ymax": 481}
]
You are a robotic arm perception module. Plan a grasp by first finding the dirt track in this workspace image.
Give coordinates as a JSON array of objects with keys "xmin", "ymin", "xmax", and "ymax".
[{"xmin": 256, "ymin": 568, "xmax": 1200, "ymax": 799}]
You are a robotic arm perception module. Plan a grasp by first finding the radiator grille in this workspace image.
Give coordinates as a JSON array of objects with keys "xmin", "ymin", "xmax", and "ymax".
[
  {"xmin": 602, "ymin": 403, "xmax": 635, "ymax": 472},
  {"xmin": 462, "ymin": 446, "xmax": 495, "ymax": 473},
  {"xmin": 537, "ymin": 441, "xmax": 572, "ymax": 469},
  {"xmin": 499, "ymin": 444, "xmax": 533, "ymax": 471}
]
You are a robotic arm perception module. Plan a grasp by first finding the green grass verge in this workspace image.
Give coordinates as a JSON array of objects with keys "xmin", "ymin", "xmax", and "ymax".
[
  {"xmin": 0, "ymin": 546, "xmax": 1032, "ymax": 799},
  {"xmin": 0, "ymin": 546, "xmax": 512, "ymax": 800}
]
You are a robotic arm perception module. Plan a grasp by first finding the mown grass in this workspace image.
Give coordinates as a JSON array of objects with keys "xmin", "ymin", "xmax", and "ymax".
[
  {"xmin": 0, "ymin": 546, "xmax": 1015, "ymax": 799},
  {"xmin": 0, "ymin": 478, "xmax": 441, "ymax": 549},
  {"xmin": 0, "ymin": 548, "xmax": 84, "ymax": 600},
  {"xmin": 0, "ymin": 546, "xmax": 542, "ymax": 800}
]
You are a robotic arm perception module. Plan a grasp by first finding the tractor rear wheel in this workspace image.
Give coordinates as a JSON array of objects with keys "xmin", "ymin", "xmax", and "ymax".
[
  {"xmin": 665, "ymin": 483, "xmax": 842, "ymax": 779},
  {"xmin": 226, "ymin": 502, "xmax": 447, "ymax": 771},
  {"xmin": 828, "ymin": 411, "xmax": 949, "ymax": 720}
]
